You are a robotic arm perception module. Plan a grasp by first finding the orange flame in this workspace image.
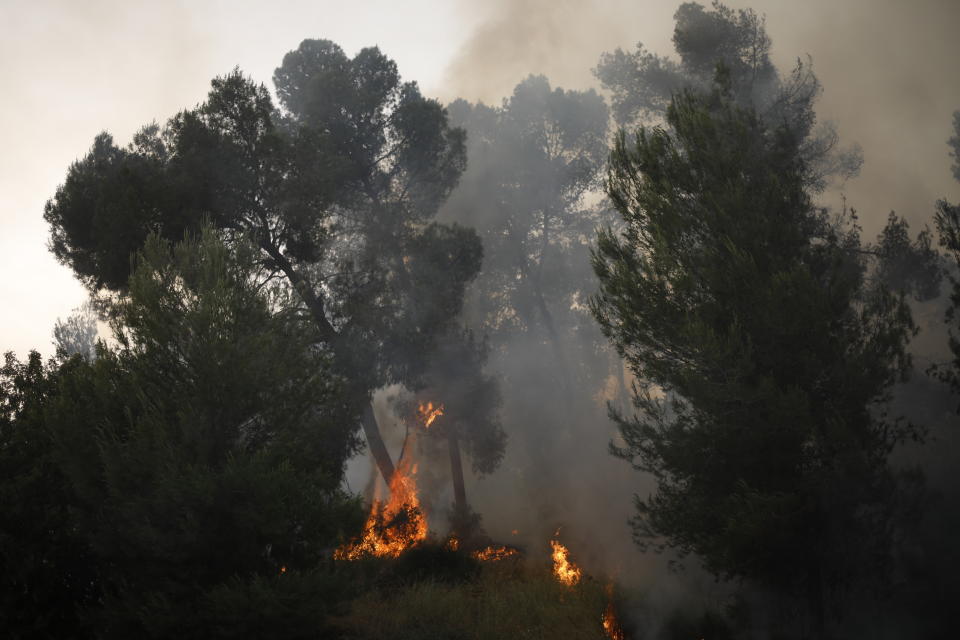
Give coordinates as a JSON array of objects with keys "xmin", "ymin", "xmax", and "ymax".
[
  {"xmin": 472, "ymin": 544, "xmax": 520, "ymax": 562},
  {"xmin": 550, "ymin": 535, "xmax": 582, "ymax": 586},
  {"xmin": 334, "ymin": 458, "xmax": 428, "ymax": 560},
  {"xmin": 602, "ymin": 583, "xmax": 625, "ymax": 640},
  {"xmin": 417, "ymin": 401, "xmax": 444, "ymax": 428}
]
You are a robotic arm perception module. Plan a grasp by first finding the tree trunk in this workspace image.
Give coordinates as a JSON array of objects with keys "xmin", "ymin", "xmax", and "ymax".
[
  {"xmin": 362, "ymin": 403, "xmax": 396, "ymax": 486},
  {"xmin": 260, "ymin": 238, "xmax": 398, "ymax": 486},
  {"xmin": 447, "ymin": 428, "xmax": 467, "ymax": 511},
  {"xmin": 532, "ymin": 288, "xmax": 575, "ymax": 404},
  {"xmin": 532, "ymin": 207, "xmax": 575, "ymax": 403}
]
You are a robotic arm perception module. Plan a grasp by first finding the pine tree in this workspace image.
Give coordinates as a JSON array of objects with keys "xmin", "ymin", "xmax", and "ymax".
[{"xmin": 591, "ymin": 81, "xmax": 917, "ymax": 635}]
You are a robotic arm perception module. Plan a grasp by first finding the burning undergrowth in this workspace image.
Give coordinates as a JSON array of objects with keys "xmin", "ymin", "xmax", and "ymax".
[
  {"xmin": 336, "ymin": 401, "xmax": 440, "ymax": 561},
  {"xmin": 333, "ymin": 396, "xmax": 630, "ymax": 638},
  {"xmin": 335, "ymin": 476, "xmax": 626, "ymax": 638},
  {"xmin": 334, "ymin": 458, "xmax": 428, "ymax": 560}
]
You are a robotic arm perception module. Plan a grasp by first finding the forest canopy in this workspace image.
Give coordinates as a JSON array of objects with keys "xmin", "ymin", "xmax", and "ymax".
[{"xmin": 3, "ymin": 3, "xmax": 959, "ymax": 639}]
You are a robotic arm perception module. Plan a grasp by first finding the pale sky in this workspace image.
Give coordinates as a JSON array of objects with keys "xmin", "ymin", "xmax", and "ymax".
[{"xmin": 2, "ymin": 0, "xmax": 959, "ymax": 359}]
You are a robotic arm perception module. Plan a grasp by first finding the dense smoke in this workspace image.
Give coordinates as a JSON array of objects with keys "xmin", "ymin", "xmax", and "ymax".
[
  {"xmin": 440, "ymin": 0, "xmax": 960, "ymax": 233},
  {"xmin": 351, "ymin": 2, "xmax": 960, "ymax": 634}
]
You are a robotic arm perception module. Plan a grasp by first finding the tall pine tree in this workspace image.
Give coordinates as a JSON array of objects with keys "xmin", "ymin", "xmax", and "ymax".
[{"xmin": 591, "ymin": 79, "xmax": 917, "ymax": 636}]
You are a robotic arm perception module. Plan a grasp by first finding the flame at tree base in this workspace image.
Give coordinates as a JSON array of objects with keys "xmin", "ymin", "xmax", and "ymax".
[
  {"xmin": 602, "ymin": 583, "xmax": 625, "ymax": 640},
  {"xmin": 335, "ymin": 458, "xmax": 427, "ymax": 560},
  {"xmin": 550, "ymin": 535, "xmax": 582, "ymax": 586},
  {"xmin": 602, "ymin": 603, "xmax": 625, "ymax": 640}
]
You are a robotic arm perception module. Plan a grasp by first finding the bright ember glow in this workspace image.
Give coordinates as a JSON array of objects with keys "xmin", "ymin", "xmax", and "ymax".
[
  {"xmin": 550, "ymin": 536, "xmax": 582, "ymax": 586},
  {"xmin": 417, "ymin": 401, "xmax": 444, "ymax": 428},
  {"xmin": 472, "ymin": 544, "xmax": 520, "ymax": 561}
]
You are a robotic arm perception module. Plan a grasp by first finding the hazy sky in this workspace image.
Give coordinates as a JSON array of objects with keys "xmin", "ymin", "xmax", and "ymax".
[{"xmin": 2, "ymin": 0, "xmax": 958, "ymax": 358}]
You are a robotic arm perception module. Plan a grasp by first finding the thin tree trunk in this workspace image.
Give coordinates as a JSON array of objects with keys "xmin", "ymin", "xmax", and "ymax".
[
  {"xmin": 533, "ymin": 287, "xmax": 575, "ymax": 402},
  {"xmin": 259, "ymin": 238, "xmax": 398, "ymax": 486},
  {"xmin": 447, "ymin": 428, "xmax": 467, "ymax": 511},
  {"xmin": 533, "ymin": 207, "xmax": 574, "ymax": 402},
  {"xmin": 362, "ymin": 403, "xmax": 396, "ymax": 485}
]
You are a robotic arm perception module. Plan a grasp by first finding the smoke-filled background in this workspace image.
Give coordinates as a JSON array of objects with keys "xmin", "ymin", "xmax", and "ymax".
[
  {"xmin": 3, "ymin": 0, "xmax": 959, "ymax": 351},
  {"xmin": 3, "ymin": 1, "xmax": 960, "ymax": 637},
  {"xmin": 439, "ymin": 0, "xmax": 960, "ymax": 226}
]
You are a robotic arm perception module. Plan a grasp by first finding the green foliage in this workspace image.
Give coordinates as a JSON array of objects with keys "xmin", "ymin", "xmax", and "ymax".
[
  {"xmin": 44, "ymin": 40, "xmax": 481, "ymax": 395},
  {"xmin": 0, "ymin": 352, "xmax": 99, "ymax": 639},
  {"xmin": 421, "ymin": 329, "xmax": 505, "ymax": 475},
  {"xmin": 336, "ymin": 563, "xmax": 610, "ymax": 640},
  {"xmin": 201, "ymin": 569, "xmax": 352, "ymax": 639},
  {"xmin": 43, "ymin": 37, "xmax": 487, "ymax": 491},
  {"xmin": 44, "ymin": 130, "xmax": 180, "ymax": 291},
  {"xmin": 2, "ymin": 229, "xmax": 364, "ymax": 638},
  {"xmin": 874, "ymin": 212, "xmax": 942, "ymax": 302},
  {"xmin": 935, "ymin": 178, "xmax": 960, "ymax": 404},
  {"xmin": 388, "ymin": 542, "xmax": 481, "ymax": 585},
  {"xmin": 933, "ymin": 113, "xmax": 960, "ymax": 403},
  {"xmin": 591, "ymin": 84, "xmax": 918, "ymax": 624}
]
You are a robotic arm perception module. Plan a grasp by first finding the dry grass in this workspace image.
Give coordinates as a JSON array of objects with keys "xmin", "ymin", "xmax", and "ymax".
[{"xmin": 332, "ymin": 560, "xmax": 612, "ymax": 640}]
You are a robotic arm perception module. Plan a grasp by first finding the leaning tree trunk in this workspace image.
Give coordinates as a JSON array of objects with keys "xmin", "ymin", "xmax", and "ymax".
[
  {"xmin": 260, "ymin": 237, "xmax": 398, "ymax": 487},
  {"xmin": 447, "ymin": 428, "xmax": 467, "ymax": 511},
  {"xmin": 362, "ymin": 403, "xmax": 396, "ymax": 485}
]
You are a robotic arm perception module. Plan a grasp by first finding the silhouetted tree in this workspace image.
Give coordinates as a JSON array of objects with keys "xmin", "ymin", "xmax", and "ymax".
[
  {"xmin": 933, "ymin": 109, "xmax": 960, "ymax": 403},
  {"xmin": 948, "ymin": 110, "xmax": 960, "ymax": 183},
  {"xmin": 419, "ymin": 328, "xmax": 505, "ymax": 516},
  {"xmin": 440, "ymin": 76, "xmax": 612, "ymax": 519},
  {"xmin": 595, "ymin": 1, "xmax": 862, "ymax": 190},
  {"xmin": 43, "ymin": 40, "xmax": 482, "ymax": 487},
  {"xmin": 52, "ymin": 301, "xmax": 99, "ymax": 361},
  {"xmin": 443, "ymin": 75, "xmax": 610, "ymax": 400},
  {"xmin": 50, "ymin": 228, "xmax": 361, "ymax": 637},
  {"xmin": 592, "ymin": 82, "xmax": 918, "ymax": 637},
  {"xmin": 874, "ymin": 212, "xmax": 942, "ymax": 302}
]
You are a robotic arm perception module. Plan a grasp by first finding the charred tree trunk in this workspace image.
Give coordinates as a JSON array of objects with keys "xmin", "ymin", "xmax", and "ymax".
[{"xmin": 447, "ymin": 428, "xmax": 467, "ymax": 511}]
